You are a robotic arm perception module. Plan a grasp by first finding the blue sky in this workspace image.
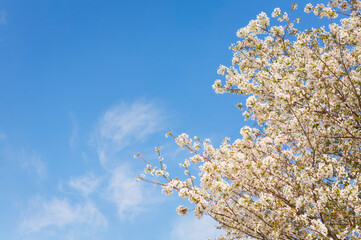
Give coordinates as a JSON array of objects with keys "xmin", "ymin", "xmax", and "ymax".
[{"xmin": 0, "ymin": 1, "xmax": 314, "ymax": 239}]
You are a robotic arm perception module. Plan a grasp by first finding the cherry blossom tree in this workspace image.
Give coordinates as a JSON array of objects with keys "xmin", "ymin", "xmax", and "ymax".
[{"xmin": 137, "ymin": 1, "xmax": 361, "ymax": 239}]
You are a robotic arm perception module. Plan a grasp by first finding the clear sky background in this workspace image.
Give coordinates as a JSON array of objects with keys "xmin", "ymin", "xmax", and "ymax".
[{"xmin": 0, "ymin": 1, "xmax": 319, "ymax": 239}]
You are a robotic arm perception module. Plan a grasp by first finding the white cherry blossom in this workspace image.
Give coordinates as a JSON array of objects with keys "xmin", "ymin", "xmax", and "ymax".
[{"xmin": 138, "ymin": 1, "xmax": 361, "ymax": 239}]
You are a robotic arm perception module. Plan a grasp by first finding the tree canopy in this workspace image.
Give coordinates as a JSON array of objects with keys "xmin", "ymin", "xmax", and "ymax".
[{"xmin": 137, "ymin": 1, "xmax": 361, "ymax": 239}]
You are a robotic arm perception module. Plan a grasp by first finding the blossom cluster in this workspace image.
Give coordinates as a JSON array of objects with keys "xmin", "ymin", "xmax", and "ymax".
[{"xmin": 138, "ymin": 1, "xmax": 361, "ymax": 239}]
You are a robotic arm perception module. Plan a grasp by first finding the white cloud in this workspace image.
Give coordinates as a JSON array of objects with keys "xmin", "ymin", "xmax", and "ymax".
[
  {"xmin": 68, "ymin": 173, "xmax": 100, "ymax": 196},
  {"xmin": 20, "ymin": 151, "xmax": 47, "ymax": 178},
  {"xmin": 86, "ymin": 100, "xmax": 166, "ymax": 219},
  {"xmin": 0, "ymin": 11, "xmax": 7, "ymax": 26},
  {"xmin": 104, "ymin": 165, "xmax": 146, "ymax": 218},
  {"xmin": 93, "ymin": 101, "xmax": 165, "ymax": 168},
  {"xmin": 169, "ymin": 215, "xmax": 222, "ymax": 240},
  {"xmin": 1, "ymin": 145, "xmax": 46, "ymax": 178},
  {"xmin": 20, "ymin": 197, "xmax": 107, "ymax": 233}
]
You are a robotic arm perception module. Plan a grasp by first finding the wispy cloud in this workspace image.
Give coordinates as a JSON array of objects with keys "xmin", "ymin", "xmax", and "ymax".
[
  {"xmin": 68, "ymin": 112, "xmax": 78, "ymax": 149},
  {"xmin": 169, "ymin": 215, "xmax": 222, "ymax": 240},
  {"xmin": 20, "ymin": 197, "xmax": 107, "ymax": 233},
  {"xmin": 104, "ymin": 165, "xmax": 147, "ymax": 218},
  {"xmin": 0, "ymin": 11, "xmax": 7, "ymax": 26},
  {"xmin": 19, "ymin": 150, "xmax": 47, "ymax": 178},
  {"xmin": 0, "ymin": 141, "xmax": 46, "ymax": 178},
  {"xmin": 19, "ymin": 100, "xmax": 167, "ymax": 238},
  {"xmin": 68, "ymin": 173, "xmax": 100, "ymax": 196},
  {"xmin": 93, "ymin": 100, "xmax": 165, "ymax": 168},
  {"xmin": 88, "ymin": 100, "xmax": 166, "ymax": 218}
]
